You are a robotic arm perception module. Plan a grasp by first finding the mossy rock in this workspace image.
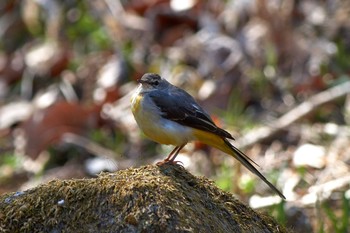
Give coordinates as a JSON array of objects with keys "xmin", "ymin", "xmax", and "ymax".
[{"xmin": 0, "ymin": 164, "xmax": 288, "ymax": 232}]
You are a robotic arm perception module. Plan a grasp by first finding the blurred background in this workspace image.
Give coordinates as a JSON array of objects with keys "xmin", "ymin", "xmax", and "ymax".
[{"xmin": 0, "ymin": 0, "xmax": 350, "ymax": 232}]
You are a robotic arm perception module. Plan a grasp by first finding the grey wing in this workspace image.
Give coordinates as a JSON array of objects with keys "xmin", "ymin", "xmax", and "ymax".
[{"xmin": 149, "ymin": 87, "xmax": 234, "ymax": 140}]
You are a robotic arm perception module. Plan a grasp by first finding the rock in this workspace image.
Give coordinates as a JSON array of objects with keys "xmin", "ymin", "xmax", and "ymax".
[{"xmin": 0, "ymin": 165, "xmax": 288, "ymax": 233}]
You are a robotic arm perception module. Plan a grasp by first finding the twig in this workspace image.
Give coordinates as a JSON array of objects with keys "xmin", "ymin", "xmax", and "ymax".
[
  {"xmin": 237, "ymin": 80, "xmax": 350, "ymax": 148},
  {"xmin": 250, "ymin": 175, "xmax": 350, "ymax": 209},
  {"xmin": 61, "ymin": 133, "xmax": 118, "ymax": 160},
  {"xmin": 61, "ymin": 133, "xmax": 135, "ymax": 170},
  {"xmin": 298, "ymin": 175, "xmax": 350, "ymax": 206}
]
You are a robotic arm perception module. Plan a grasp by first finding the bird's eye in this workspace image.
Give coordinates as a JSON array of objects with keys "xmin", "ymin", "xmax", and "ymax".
[{"xmin": 153, "ymin": 80, "xmax": 159, "ymax": 86}]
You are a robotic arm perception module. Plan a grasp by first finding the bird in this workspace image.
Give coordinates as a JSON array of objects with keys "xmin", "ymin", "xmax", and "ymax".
[{"xmin": 131, "ymin": 73, "xmax": 285, "ymax": 199}]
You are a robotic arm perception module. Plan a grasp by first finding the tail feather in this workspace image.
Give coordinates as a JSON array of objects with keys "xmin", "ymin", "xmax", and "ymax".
[
  {"xmin": 192, "ymin": 129, "xmax": 285, "ymax": 199},
  {"xmin": 223, "ymin": 139, "xmax": 285, "ymax": 199}
]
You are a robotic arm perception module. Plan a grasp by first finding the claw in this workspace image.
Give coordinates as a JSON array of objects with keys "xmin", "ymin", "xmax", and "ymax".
[{"xmin": 156, "ymin": 159, "xmax": 184, "ymax": 166}]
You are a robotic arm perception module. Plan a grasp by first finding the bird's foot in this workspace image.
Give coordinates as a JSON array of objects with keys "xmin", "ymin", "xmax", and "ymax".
[{"xmin": 156, "ymin": 159, "xmax": 184, "ymax": 166}]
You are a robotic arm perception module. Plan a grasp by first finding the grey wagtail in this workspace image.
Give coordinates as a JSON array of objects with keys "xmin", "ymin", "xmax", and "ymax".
[{"xmin": 131, "ymin": 73, "xmax": 285, "ymax": 199}]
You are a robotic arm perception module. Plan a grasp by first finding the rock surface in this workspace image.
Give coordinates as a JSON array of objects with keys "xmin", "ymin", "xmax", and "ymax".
[{"xmin": 0, "ymin": 164, "xmax": 288, "ymax": 232}]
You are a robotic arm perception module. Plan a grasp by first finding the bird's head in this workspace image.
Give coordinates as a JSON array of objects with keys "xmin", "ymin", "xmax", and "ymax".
[{"xmin": 138, "ymin": 73, "xmax": 169, "ymax": 90}]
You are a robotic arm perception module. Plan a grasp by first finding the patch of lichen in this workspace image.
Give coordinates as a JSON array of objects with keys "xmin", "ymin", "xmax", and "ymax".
[{"xmin": 0, "ymin": 164, "xmax": 289, "ymax": 233}]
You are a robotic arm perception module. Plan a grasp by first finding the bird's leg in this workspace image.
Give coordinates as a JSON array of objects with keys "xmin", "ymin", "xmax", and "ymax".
[
  {"xmin": 168, "ymin": 144, "xmax": 185, "ymax": 162},
  {"xmin": 164, "ymin": 146, "xmax": 181, "ymax": 161},
  {"xmin": 156, "ymin": 144, "xmax": 186, "ymax": 166}
]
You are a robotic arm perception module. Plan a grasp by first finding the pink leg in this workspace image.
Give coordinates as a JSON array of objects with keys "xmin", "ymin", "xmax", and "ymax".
[{"xmin": 156, "ymin": 144, "xmax": 186, "ymax": 165}]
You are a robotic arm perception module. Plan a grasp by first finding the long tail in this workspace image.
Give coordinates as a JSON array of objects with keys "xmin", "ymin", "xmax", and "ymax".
[
  {"xmin": 193, "ymin": 129, "xmax": 285, "ymax": 199},
  {"xmin": 222, "ymin": 139, "xmax": 285, "ymax": 199}
]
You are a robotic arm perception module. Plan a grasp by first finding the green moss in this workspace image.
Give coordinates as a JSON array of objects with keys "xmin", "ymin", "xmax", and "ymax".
[{"xmin": 0, "ymin": 165, "xmax": 289, "ymax": 233}]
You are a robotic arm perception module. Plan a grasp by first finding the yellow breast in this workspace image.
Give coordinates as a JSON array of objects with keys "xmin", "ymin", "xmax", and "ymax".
[
  {"xmin": 131, "ymin": 91, "xmax": 194, "ymax": 146},
  {"xmin": 131, "ymin": 93, "xmax": 143, "ymax": 114}
]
